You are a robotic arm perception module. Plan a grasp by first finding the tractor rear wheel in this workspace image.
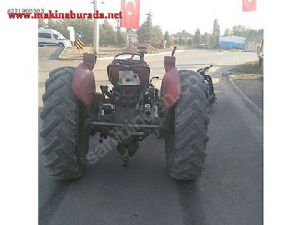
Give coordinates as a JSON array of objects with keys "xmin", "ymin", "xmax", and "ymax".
[
  {"xmin": 40, "ymin": 67, "xmax": 89, "ymax": 180},
  {"xmin": 165, "ymin": 70, "xmax": 209, "ymax": 180}
]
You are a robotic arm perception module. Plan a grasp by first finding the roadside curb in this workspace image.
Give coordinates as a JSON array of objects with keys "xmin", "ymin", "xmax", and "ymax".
[
  {"xmin": 58, "ymin": 47, "xmax": 67, "ymax": 60},
  {"xmin": 58, "ymin": 49, "xmax": 185, "ymax": 61},
  {"xmin": 224, "ymin": 77, "xmax": 263, "ymax": 118}
]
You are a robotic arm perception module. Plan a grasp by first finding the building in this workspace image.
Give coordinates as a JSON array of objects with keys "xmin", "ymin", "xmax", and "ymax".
[
  {"xmin": 219, "ymin": 35, "xmax": 246, "ymax": 49},
  {"xmin": 171, "ymin": 30, "xmax": 193, "ymax": 43}
]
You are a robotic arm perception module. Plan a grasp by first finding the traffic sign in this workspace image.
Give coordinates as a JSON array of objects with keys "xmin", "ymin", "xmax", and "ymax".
[
  {"xmin": 76, "ymin": 31, "xmax": 84, "ymax": 39},
  {"xmin": 75, "ymin": 39, "xmax": 84, "ymax": 50}
]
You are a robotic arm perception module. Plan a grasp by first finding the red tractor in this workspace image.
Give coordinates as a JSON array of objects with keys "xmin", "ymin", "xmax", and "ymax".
[{"xmin": 40, "ymin": 47, "xmax": 210, "ymax": 181}]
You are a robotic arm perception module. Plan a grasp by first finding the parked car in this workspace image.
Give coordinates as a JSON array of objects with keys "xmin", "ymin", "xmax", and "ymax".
[{"xmin": 38, "ymin": 28, "xmax": 71, "ymax": 47}]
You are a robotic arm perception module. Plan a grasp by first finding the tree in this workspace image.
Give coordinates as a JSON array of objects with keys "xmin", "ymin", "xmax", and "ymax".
[
  {"xmin": 151, "ymin": 25, "xmax": 163, "ymax": 48},
  {"xmin": 208, "ymin": 34, "xmax": 215, "ymax": 47},
  {"xmin": 38, "ymin": 19, "xmax": 46, "ymax": 28},
  {"xmin": 187, "ymin": 39, "xmax": 193, "ymax": 46},
  {"xmin": 201, "ymin": 32, "xmax": 209, "ymax": 45},
  {"xmin": 47, "ymin": 20, "xmax": 57, "ymax": 29},
  {"xmin": 137, "ymin": 12, "xmax": 153, "ymax": 44},
  {"xmin": 231, "ymin": 25, "xmax": 247, "ymax": 37},
  {"xmin": 245, "ymin": 28, "xmax": 258, "ymax": 39},
  {"xmin": 223, "ymin": 28, "xmax": 231, "ymax": 36},
  {"xmin": 116, "ymin": 26, "xmax": 126, "ymax": 47},
  {"xmin": 100, "ymin": 19, "xmax": 117, "ymax": 46},
  {"xmin": 136, "ymin": 12, "xmax": 164, "ymax": 48},
  {"xmin": 193, "ymin": 28, "xmax": 201, "ymax": 46},
  {"xmin": 163, "ymin": 31, "xmax": 172, "ymax": 48},
  {"xmin": 212, "ymin": 19, "xmax": 220, "ymax": 48},
  {"xmin": 178, "ymin": 37, "xmax": 186, "ymax": 46},
  {"xmin": 231, "ymin": 25, "xmax": 259, "ymax": 40}
]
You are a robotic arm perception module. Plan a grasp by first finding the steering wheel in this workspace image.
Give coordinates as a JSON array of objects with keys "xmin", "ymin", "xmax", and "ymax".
[{"xmin": 113, "ymin": 53, "xmax": 142, "ymax": 64}]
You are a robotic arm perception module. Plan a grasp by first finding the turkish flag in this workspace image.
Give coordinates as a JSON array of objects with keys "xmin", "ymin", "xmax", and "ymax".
[
  {"xmin": 242, "ymin": 0, "xmax": 256, "ymax": 11},
  {"xmin": 120, "ymin": 0, "xmax": 140, "ymax": 29}
]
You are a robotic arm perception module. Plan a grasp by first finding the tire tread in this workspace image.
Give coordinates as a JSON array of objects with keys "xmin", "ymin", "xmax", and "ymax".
[{"xmin": 40, "ymin": 67, "xmax": 88, "ymax": 180}]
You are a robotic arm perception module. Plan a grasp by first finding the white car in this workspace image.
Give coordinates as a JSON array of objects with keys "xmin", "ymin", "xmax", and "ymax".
[{"xmin": 38, "ymin": 28, "xmax": 72, "ymax": 47}]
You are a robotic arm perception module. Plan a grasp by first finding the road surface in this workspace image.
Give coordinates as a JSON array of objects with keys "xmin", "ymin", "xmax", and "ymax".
[{"xmin": 39, "ymin": 47, "xmax": 262, "ymax": 225}]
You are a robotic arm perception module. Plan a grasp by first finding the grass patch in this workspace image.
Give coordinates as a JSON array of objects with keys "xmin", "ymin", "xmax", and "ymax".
[{"xmin": 232, "ymin": 60, "xmax": 260, "ymax": 74}]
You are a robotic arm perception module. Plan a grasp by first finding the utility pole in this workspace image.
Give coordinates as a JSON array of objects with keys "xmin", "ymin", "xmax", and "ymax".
[{"xmin": 92, "ymin": 0, "xmax": 99, "ymax": 54}]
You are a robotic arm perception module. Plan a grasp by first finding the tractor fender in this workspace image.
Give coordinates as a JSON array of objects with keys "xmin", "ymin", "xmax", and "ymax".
[
  {"xmin": 72, "ymin": 54, "xmax": 97, "ymax": 113},
  {"xmin": 161, "ymin": 67, "xmax": 181, "ymax": 112}
]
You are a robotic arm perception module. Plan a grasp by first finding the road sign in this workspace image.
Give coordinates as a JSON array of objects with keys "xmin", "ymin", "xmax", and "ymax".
[
  {"xmin": 76, "ymin": 31, "xmax": 84, "ymax": 39},
  {"xmin": 75, "ymin": 39, "xmax": 84, "ymax": 50}
]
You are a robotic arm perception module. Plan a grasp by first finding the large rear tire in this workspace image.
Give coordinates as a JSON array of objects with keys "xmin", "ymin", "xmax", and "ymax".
[
  {"xmin": 165, "ymin": 70, "xmax": 209, "ymax": 180},
  {"xmin": 40, "ymin": 67, "xmax": 89, "ymax": 180}
]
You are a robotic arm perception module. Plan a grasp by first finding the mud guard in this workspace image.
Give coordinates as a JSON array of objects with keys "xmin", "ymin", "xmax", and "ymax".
[
  {"xmin": 160, "ymin": 67, "xmax": 181, "ymax": 112},
  {"xmin": 72, "ymin": 53, "xmax": 98, "ymax": 113}
]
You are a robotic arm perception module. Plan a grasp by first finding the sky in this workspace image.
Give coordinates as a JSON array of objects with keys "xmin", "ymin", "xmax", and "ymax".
[{"xmin": 26, "ymin": 0, "xmax": 264, "ymax": 34}]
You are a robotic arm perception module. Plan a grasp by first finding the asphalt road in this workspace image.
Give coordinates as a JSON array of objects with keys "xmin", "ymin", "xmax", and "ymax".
[{"xmin": 39, "ymin": 47, "xmax": 262, "ymax": 225}]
